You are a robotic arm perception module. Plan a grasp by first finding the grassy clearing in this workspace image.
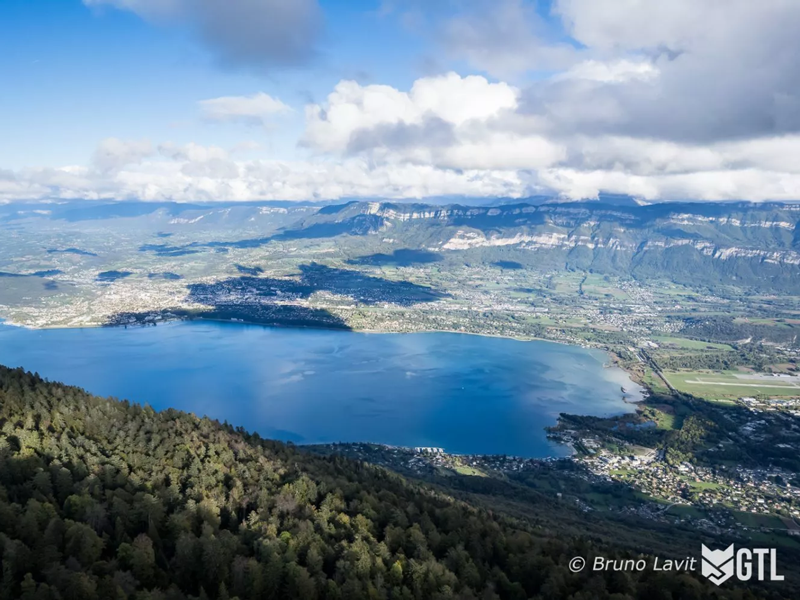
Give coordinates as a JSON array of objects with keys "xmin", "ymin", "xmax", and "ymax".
[
  {"xmin": 453, "ymin": 465, "xmax": 488, "ymax": 477},
  {"xmin": 664, "ymin": 505, "xmax": 708, "ymax": 520},
  {"xmin": 651, "ymin": 336, "xmax": 733, "ymax": 352},
  {"xmin": 641, "ymin": 405, "xmax": 678, "ymax": 430},
  {"xmin": 663, "ymin": 370, "xmax": 800, "ymax": 399},
  {"xmin": 734, "ymin": 317, "xmax": 800, "ymax": 327},
  {"xmin": 640, "ymin": 367, "xmax": 671, "ymax": 395},
  {"xmin": 681, "ymin": 478, "xmax": 724, "ymax": 492},
  {"xmin": 581, "ymin": 274, "xmax": 630, "ymax": 299},
  {"xmin": 609, "ymin": 468, "xmax": 637, "ymax": 478},
  {"xmin": 733, "ymin": 511, "xmax": 787, "ymax": 530}
]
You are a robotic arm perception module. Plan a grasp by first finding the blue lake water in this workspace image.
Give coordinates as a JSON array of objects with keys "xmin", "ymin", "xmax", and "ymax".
[{"xmin": 0, "ymin": 321, "xmax": 643, "ymax": 457}]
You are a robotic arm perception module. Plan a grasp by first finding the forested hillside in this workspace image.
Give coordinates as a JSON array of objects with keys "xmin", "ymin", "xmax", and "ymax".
[{"xmin": 0, "ymin": 366, "xmax": 782, "ymax": 599}]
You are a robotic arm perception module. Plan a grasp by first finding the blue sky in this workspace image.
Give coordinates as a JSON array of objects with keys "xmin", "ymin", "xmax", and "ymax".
[
  {"xmin": 1, "ymin": 0, "xmax": 431, "ymax": 168},
  {"xmin": 2, "ymin": 1, "xmax": 800, "ymax": 202}
]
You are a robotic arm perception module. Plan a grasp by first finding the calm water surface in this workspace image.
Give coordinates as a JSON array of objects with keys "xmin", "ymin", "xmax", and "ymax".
[{"xmin": 0, "ymin": 322, "xmax": 643, "ymax": 457}]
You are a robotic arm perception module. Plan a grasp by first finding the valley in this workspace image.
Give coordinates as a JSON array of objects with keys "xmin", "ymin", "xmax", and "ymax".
[{"xmin": 2, "ymin": 199, "xmax": 800, "ymax": 596}]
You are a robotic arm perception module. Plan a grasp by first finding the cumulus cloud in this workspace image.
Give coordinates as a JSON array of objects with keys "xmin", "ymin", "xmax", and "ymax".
[
  {"xmin": 303, "ymin": 73, "xmax": 563, "ymax": 170},
  {"xmin": 11, "ymin": 1, "xmax": 800, "ymax": 203},
  {"xmin": 198, "ymin": 93, "xmax": 291, "ymax": 126},
  {"xmin": 1, "ymin": 144, "xmax": 532, "ymax": 203},
  {"xmin": 294, "ymin": 1, "xmax": 800, "ymax": 201},
  {"xmin": 546, "ymin": 0, "xmax": 800, "ymax": 143},
  {"xmin": 83, "ymin": 0, "xmax": 322, "ymax": 69},
  {"xmin": 9, "ymin": 131, "xmax": 800, "ymax": 203}
]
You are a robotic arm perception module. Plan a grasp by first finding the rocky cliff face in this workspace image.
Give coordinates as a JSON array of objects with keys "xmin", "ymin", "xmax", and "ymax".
[{"xmin": 290, "ymin": 200, "xmax": 800, "ymax": 290}]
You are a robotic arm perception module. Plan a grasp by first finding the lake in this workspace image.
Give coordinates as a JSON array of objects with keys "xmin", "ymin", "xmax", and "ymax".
[{"xmin": 0, "ymin": 321, "xmax": 643, "ymax": 457}]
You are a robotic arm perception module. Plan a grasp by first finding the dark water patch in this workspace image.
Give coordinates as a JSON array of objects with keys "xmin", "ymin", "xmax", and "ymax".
[{"xmin": 43, "ymin": 281, "xmax": 59, "ymax": 290}]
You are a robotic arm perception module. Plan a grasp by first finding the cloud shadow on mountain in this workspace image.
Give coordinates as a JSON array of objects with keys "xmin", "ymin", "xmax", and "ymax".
[
  {"xmin": 187, "ymin": 263, "xmax": 447, "ymax": 307},
  {"xmin": 347, "ymin": 249, "xmax": 442, "ymax": 267}
]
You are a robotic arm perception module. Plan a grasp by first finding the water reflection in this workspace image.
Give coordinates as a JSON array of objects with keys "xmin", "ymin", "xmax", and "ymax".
[{"xmin": 0, "ymin": 322, "xmax": 642, "ymax": 457}]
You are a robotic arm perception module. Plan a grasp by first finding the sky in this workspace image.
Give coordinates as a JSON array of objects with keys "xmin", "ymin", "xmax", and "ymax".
[{"xmin": 2, "ymin": 0, "xmax": 800, "ymax": 203}]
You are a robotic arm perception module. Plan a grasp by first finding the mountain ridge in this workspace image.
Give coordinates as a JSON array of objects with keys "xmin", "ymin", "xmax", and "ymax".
[{"xmin": 279, "ymin": 200, "xmax": 800, "ymax": 292}]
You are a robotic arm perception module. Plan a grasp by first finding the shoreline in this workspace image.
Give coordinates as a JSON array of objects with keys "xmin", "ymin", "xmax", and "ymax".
[
  {"xmin": 0, "ymin": 313, "xmax": 644, "ymax": 387},
  {"xmin": 0, "ymin": 313, "xmax": 597, "ymax": 348}
]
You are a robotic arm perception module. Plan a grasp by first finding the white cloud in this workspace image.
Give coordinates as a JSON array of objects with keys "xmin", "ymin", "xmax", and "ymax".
[
  {"xmin": 230, "ymin": 141, "xmax": 263, "ymax": 155},
  {"xmin": 158, "ymin": 142, "xmax": 229, "ymax": 162},
  {"xmin": 303, "ymin": 73, "xmax": 563, "ymax": 170},
  {"xmin": 10, "ymin": 2, "xmax": 800, "ymax": 203},
  {"xmin": 92, "ymin": 138, "xmax": 154, "ymax": 173},
  {"xmin": 198, "ymin": 93, "xmax": 291, "ymax": 125},
  {"xmin": 557, "ymin": 59, "xmax": 659, "ymax": 84},
  {"xmin": 304, "ymin": 73, "xmax": 518, "ymax": 153},
  {"xmin": 1, "ymin": 152, "xmax": 533, "ymax": 203},
  {"xmin": 10, "ymin": 132, "xmax": 800, "ymax": 204},
  {"xmin": 537, "ymin": 167, "xmax": 800, "ymax": 203}
]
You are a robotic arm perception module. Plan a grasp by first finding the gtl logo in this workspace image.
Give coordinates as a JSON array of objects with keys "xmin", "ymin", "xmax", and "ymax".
[{"xmin": 701, "ymin": 544, "xmax": 784, "ymax": 585}]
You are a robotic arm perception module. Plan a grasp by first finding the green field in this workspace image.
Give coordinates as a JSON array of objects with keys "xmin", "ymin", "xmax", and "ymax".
[
  {"xmin": 640, "ymin": 404, "xmax": 680, "ymax": 430},
  {"xmin": 680, "ymin": 477, "xmax": 724, "ymax": 493},
  {"xmin": 581, "ymin": 274, "xmax": 630, "ymax": 299},
  {"xmin": 651, "ymin": 336, "xmax": 734, "ymax": 352},
  {"xmin": 453, "ymin": 465, "xmax": 488, "ymax": 477},
  {"xmin": 640, "ymin": 368, "xmax": 671, "ymax": 395},
  {"xmin": 664, "ymin": 370, "xmax": 800, "ymax": 399}
]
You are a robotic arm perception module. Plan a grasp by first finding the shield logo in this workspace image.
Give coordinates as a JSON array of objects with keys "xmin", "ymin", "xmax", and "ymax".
[{"xmin": 701, "ymin": 544, "xmax": 735, "ymax": 586}]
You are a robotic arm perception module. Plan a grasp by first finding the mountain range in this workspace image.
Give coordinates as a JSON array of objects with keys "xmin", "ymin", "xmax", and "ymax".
[{"xmin": 3, "ymin": 199, "xmax": 800, "ymax": 293}]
